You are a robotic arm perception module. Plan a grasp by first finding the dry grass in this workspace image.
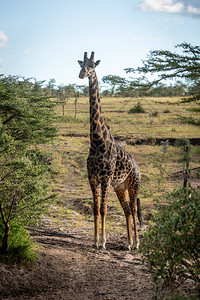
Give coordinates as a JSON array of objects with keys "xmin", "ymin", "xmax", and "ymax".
[{"xmin": 56, "ymin": 96, "xmax": 200, "ymax": 138}]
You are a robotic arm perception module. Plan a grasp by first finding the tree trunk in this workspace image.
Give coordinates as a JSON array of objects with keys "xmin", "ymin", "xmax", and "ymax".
[
  {"xmin": 74, "ymin": 98, "xmax": 78, "ymax": 119},
  {"xmin": 0, "ymin": 201, "xmax": 13, "ymax": 254},
  {"xmin": 183, "ymin": 160, "xmax": 190, "ymax": 189},
  {"xmin": 1, "ymin": 223, "xmax": 10, "ymax": 253},
  {"xmin": 62, "ymin": 104, "xmax": 65, "ymax": 116}
]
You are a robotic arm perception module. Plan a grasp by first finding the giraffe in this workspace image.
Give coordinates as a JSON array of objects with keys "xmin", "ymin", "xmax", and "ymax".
[{"xmin": 78, "ymin": 52, "xmax": 142, "ymax": 249}]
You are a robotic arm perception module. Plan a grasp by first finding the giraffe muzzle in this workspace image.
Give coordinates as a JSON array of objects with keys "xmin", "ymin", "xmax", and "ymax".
[{"xmin": 79, "ymin": 70, "xmax": 86, "ymax": 79}]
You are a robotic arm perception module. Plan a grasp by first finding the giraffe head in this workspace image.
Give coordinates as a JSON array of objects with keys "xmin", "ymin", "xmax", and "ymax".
[{"xmin": 78, "ymin": 52, "xmax": 100, "ymax": 79}]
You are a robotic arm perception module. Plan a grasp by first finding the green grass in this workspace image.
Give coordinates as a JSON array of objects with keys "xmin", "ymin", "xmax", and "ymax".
[
  {"xmin": 42, "ymin": 96, "xmax": 200, "ymax": 234},
  {"xmin": 0, "ymin": 225, "xmax": 38, "ymax": 266}
]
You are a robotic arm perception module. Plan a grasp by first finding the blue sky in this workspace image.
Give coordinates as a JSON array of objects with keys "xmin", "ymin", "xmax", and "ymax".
[{"xmin": 0, "ymin": 0, "xmax": 200, "ymax": 86}]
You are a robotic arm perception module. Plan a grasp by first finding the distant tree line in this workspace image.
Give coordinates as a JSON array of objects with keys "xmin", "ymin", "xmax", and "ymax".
[
  {"xmin": 27, "ymin": 75, "xmax": 194, "ymax": 99},
  {"xmin": 100, "ymin": 76, "xmax": 189, "ymax": 98}
]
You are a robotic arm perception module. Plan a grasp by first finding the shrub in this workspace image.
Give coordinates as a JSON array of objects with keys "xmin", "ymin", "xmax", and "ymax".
[
  {"xmin": 0, "ymin": 221, "xmax": 37, "ymax": 265},
  {"xmin": 0, "ymin": 145, "xmax": 55, "ymax": 255},
  {"xmin": 128, "ymin": 101, "xmax": 145, "ymax": 113},
  {"xmin": 141, "ymin": 187, "xmax": 200, "ymax": 295},
  {"xmin": 0, "ymin": 75, "xmax": 57, "ymax": 259},
  {"xmin": 188, "ymin": 107, "xmax": 200, "ymax": 113},
  {"xmin": 150, "ymin": 111, "xmax": 159, "ymax": 117},
  {"xmin": 180, "ymin": 116, "xmax": 200, "ymax": 126},
  {"xmin": 175, "ymin": 138, "xmax": 191, "ymax": 189}
]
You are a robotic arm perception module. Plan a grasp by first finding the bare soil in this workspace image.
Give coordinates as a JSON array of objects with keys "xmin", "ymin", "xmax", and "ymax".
[
  {"xmin": 0, "ymin": 225, "xmax": 154, "ymax": 300},
  {"xmin": 0, "ymin": 224, "xmax": 197, "ymax": 300}
]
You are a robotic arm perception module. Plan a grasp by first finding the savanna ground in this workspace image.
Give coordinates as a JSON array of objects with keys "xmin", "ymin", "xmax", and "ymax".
[{"xmin": 1, "ymin": 97, "xmax": 200, "ymax": 299}]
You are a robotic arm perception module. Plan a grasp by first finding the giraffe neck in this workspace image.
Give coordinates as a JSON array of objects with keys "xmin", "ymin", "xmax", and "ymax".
[{"xmin": 88, "ymin": 72, "xmax": 109, "ymax": 148}]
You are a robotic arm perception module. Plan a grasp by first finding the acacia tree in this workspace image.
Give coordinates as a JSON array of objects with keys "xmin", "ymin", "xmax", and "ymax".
[
  {"xmin": 46, "ymin": 78, "xmax": 56, "ymax": 97},
  {"xmin": 57, "ymin": 84, "xmax": 67, "ymax": 116},
  {"xmin": 72, "ymin": 84, "xmax": 87, "ymax": 119},
  {"xmin": 0, "ymin": 75, "xmax": 57, "ymax": 254},
  {"xmin": 125, "ymin": 43, "xmax": 200, "ymax": 101},
  {"xmin": 102, "ymin": 75, "xmax": 127, "ymax": 96}
]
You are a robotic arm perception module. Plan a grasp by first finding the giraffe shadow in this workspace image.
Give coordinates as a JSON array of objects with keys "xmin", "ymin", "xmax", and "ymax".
[{"xmin": 106, "ymin": 243, "xmax": 128, "ymax": 251}]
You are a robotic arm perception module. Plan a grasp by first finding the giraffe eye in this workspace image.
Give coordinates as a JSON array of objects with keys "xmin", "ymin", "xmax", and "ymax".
[{"xmin": 89, "ymin": 63, "xmax": 95, "ymax": 68}]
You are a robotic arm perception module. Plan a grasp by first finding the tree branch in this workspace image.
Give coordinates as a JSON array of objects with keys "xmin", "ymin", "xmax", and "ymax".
[
  {"xmin": 7, "ymin": 196, "xmax": 15, "ymax": 223},
  {"xmin": 0, "ymin": 202, "xmax": 7, "ymax": 225},
  {"xmin": 2, "ymin": 114, "xmax": 16, "ymax": 125},
  {"xmin": 0, "ymin": 167, "xmax": 21, "ymax": 182},
  {"xmin": 125, "ymin": 43, "xmax": 200, "ymax": 86}
]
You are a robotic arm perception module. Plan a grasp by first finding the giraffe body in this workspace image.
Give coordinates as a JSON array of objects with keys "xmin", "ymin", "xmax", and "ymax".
[{"xmin": 78, "ymin": 52, "xmax": 141, "ymax": 249}]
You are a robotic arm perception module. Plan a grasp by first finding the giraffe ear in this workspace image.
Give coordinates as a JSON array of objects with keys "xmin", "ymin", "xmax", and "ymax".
[
  {"xmin": 78, "ymin": 60, "xmax": 83, "ymax": 67},
  {"xmin": 95, "ymin": 60, "xmax": 100, "ymax": 67}
]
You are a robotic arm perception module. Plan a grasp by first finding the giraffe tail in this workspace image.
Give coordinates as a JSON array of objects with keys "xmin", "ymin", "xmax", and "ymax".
[{"xmin": 137, "ymin": 198, "xmax": 143, "ymax": 228}]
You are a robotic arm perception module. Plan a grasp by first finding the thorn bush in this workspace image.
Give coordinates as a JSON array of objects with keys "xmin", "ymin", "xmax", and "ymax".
[{"xmin": 141, "ymin": 186, "xmax": 200, "ymax": 295}]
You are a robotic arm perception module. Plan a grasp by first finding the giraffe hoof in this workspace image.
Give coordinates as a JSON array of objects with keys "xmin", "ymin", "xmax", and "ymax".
[
  {"xmin": 133, "ymin": 241, "xmax": 140, "ymax": 249},
  {"xmin": 99, "ymin": 244, "xmax": 106, "ymax": 250},
  {"xmin": 127, "ymin": 244, "xmax": 132, "ymax": 250},
  {"xmin": 92, "ymin": 244, "xmax": 99, "ymax": 250}
]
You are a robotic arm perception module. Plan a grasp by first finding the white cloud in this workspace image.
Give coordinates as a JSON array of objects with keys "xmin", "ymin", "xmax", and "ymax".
[
  {"xmin": 0, "ymin": 30, "xmax": 8, "ymax": 47},
  {"xmin": 187, "ymin": 5, "xmax": 200, "ymax": 15},
  {"xmin": 139, "ymin": 0, "xmax": 200, "ymax": 16},
  {"xmin": 139, "ymin": 0, "xmax": 184, "ymax": 13}
]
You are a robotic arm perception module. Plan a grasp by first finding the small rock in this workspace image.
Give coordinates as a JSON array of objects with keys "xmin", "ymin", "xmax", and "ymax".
[{"xmin": 94, "ymin": 289, "xmax": 107, "ymax": 296}]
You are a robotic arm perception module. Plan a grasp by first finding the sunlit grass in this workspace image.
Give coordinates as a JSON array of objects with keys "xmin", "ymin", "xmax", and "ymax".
[{"xmin": 55, "ymin": 96, "xmax": 200, "ymax": 139}]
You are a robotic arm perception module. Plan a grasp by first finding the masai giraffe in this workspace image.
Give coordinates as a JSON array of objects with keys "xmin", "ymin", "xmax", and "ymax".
[{"xmin": 78, "ymin": 52, "xmax": 142, "ymax": 249}]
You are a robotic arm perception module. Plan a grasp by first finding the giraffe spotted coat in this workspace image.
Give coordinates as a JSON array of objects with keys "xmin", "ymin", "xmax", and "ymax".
[{"xmin": 78, "ymin": 52, "xmax": 141, "ymax": 250}]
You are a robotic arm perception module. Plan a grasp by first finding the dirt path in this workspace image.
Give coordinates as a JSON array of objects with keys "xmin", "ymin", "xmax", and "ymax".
[{"xmin": 0, "ymin": 226, "xmax": 154, "ymax": 300}]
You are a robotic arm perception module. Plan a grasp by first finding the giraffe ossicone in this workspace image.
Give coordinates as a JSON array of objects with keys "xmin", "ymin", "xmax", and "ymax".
[{"xmin": 78, "ymin": 52, "xmax": 142, "ymax": 250}]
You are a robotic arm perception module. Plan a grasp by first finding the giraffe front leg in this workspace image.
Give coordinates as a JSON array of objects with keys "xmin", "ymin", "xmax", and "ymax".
[
  {"xmin": 100, "ymin": 181, "xmax": 109, "ymax": 249},
  {"xmin": 90, "ymin": 180, "xmax": 100, "ymax": 249},
  {"xmin": 101, "ymin": 215, "xmax": 106, "ymax": 249},
  {"xmin": 94, "ymin": 214, "xmax": 100, "ymax": 249}
]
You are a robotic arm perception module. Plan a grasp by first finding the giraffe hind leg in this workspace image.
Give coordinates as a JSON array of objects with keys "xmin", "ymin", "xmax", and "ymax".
[
  {"xmin": 114, "ymin": 182, "xmax": 133, "ymax": 250},
  {"xmin": 128, "ymin": 177, "xmax": 140, "ymax": 249},
  {"xmin": 137, "ymin": 197, "xmax": 143, "ymax": 228},
  {"xmin": 100, "ymin": 181, "xmax": 109, "ymax": 249}
]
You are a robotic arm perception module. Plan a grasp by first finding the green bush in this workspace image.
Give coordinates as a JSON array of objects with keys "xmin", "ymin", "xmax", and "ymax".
[
  {"xmin": 0, "ymin": 221, "xmax": 37, "ymax": 265},
  {"xmin": 128, "ymin": 101, "xmax": 145, "ymax": 113},
  {"xmin": 0, "ymin": 146, "xmax": 55, "ymax": 255},
  {"xmin": 180, "ymin": 116, "xmax": 200, "ymax": 126},
  {"xmin": 0, "ymin": 75, "xmax": 57, "ymax": 259},
  {"xmin": 141, "ymin": 187, "xmax": 200, "ymax": 294},
  {"xmin": 188, "ymin": 107, "xmax": 200, "ymax": 113}
]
